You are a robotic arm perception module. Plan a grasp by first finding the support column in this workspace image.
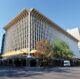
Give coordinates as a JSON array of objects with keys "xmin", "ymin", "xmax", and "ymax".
[
  {"xmin": 12, "ymin": 59, "xmax": 15, "ymax": 67},
  {"xmin": 36, "ymin": 59, "xmax": 40, "ymax": 67},
  {"xmin": 7, "ymin": 60, "xmax": 9, "ymax": 66},
  {"xmin": 28, "ymin": 10, "xmax": 31, "ymax": 56},
  {"xmin": 26, "ymin": 58, "xmax": 30, "ymax": 67}
]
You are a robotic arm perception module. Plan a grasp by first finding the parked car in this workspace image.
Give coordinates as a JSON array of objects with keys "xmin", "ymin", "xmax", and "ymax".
[{"xmin": 64, "ymin": 60, "xmax": 70, "ymax": 67}]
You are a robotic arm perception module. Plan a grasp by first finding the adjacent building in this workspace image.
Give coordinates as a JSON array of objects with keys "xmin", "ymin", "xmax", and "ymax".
[
  {"xmin": 67, "ymin": 27, "xmax": 80, "ymax": 53},
  {"xmin": 1, "ymin": 33, "xmax": 5, "ymax": 55},
  {"xmin": 2, "ymin": 8, "xmax": 80, "ymax": 57}
]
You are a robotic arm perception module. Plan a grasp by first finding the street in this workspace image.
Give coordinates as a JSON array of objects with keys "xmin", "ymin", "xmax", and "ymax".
[{"xmin": 0, "ymin": 67, "xmax": 80, "ymax": 79}]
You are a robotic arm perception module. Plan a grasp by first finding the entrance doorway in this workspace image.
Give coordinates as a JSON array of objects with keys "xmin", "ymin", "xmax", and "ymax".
[
  {"xmin": 30, "ymin": 59, "xmax": 37, "ymax": 67},
  {"xmin": 14, "ymin": 59, "xmax": 26, "ymax": 67}
]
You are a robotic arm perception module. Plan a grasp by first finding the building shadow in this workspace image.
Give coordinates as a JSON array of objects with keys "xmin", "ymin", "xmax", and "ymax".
[{"xmin": 0, "ymin": 66, "xmax": 71, "ymax": 78}]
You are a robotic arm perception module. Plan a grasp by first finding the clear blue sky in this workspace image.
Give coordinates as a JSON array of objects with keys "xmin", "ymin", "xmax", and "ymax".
[{"xmin": 0, "ymin": 0, "xmax": 80, "ymax": 49}]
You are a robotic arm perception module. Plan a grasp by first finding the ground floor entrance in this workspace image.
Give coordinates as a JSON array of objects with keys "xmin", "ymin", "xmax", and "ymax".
[
  {"xmin": 30, "ymin": 59, "xmax": 37, "ymax": 67},
  {"xmin": 0, "ymin": 57, "xmax": 40, "ymax": 67},
  {"xmin": 14, "ymin": 59, "xmax": 26, "ymax": 67}
]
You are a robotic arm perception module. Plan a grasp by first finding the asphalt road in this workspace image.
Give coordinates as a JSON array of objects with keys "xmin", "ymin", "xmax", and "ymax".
[{"xmin": 0, "ymin": 66, "xmax": 80, "ymax": 79}]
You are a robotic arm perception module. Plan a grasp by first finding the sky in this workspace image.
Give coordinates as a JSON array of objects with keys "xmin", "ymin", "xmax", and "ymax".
[{"xmin": 0, "ymin": 0, "xmax": 80, "ymax": 49}]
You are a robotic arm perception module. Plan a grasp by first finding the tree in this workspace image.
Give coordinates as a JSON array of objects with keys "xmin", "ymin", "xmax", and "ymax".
[
  {"xmin": 51, "ymin": 39, "xmax": 73, "ymax": 59},
  {"xmin": 34, "ymin": 50, "xmax": 41, "ymax": 58},
  {"xmin": 35, "ymin": 39, "xmax": 54, "ymax": 58}
]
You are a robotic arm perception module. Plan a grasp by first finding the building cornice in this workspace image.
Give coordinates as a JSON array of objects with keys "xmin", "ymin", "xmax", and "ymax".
[
  {"xmin": 30, "ymin": 8, "xmax": 79, "ymax": 42},
  {"xmin": 3, "ymin": 8, "xmax": 28, "ymax": 30}
]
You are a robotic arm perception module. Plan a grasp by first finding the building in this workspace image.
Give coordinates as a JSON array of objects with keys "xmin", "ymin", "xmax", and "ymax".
[
  {"xmin": 1, "ymin": 33, "xmax": 5, "ymax": 55},
  {"xmin": 2, "ymin": 8, "xmax": 80, "ymax": 57},
  {"xmin": 67, "ymin": 27, "xmax": 80, "ymax": 52}
]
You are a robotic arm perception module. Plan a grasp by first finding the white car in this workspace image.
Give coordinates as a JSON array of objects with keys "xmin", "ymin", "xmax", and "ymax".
[{"xmin": 64, "ymin": 60, "xmax": 71, "ymax": 67}]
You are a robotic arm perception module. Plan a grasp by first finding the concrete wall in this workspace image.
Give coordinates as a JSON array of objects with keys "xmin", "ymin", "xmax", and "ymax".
[
  {"xmin": 31, "ymin": 13, "xmax": 80, "ymax": 57},
  {"xmin": 4, "ymin": 14, "xmax": 28, "ymax": 53}
]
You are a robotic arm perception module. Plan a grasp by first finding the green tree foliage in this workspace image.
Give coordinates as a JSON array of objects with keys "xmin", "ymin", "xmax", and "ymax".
[{"xmin": 51, "ymin": 39, "xmax": 73, "ymax": 59}]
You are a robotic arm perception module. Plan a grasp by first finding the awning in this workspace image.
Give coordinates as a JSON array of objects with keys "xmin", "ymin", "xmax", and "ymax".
[
  {"xmin": 31, "ymin": 50, "xmax": 37, "ymax": 54},
  {"xmin": 1, "ymin": 49, "xmax": 37, "ymax": 58},
  {"xmin": 72, "ymin": 57, "xmax": 80, "ymax": 59}
]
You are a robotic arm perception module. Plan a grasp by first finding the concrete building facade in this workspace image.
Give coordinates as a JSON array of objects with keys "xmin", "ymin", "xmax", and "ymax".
[{"xmin": 3, "ymin": 8, "xmax": 80, "ymax": 57}]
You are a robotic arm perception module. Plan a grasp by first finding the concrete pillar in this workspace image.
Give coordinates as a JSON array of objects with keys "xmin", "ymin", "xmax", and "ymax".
[
  {"xmin": 12, "ymin": 59, "xmax": 15, "ymax": 66},
  {"xmin": 26, "ymin": 58, "xmax": 30, "ymax": 67},
  {"xmin": 28, "ymin": 10, "xmax": 31, "ymax": 52},
  {"xmin": 36, "ymin": 59, "xmax": 40, "ymax": 67},
  {"xmin": 7, "ymin": 60, "xmax": 9, "ymax": 66},
  {"xmin": 2, "ymin": 60, "xmax": 5, "ymax": 66}
]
